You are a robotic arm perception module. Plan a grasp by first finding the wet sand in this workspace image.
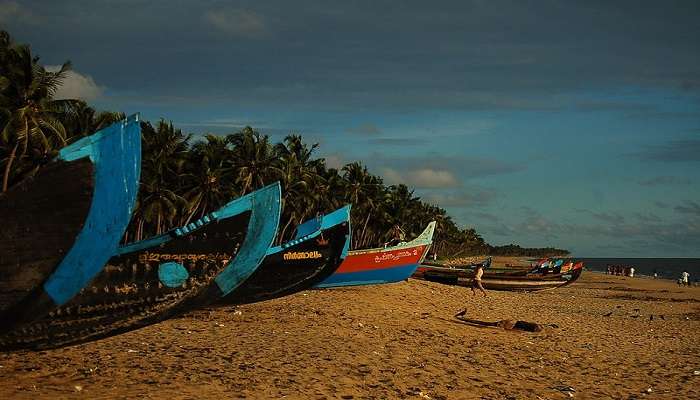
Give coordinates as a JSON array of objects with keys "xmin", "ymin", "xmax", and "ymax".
[{"xmin": 1, "ymin": 271, "xmax": 698, "ymax": 399}]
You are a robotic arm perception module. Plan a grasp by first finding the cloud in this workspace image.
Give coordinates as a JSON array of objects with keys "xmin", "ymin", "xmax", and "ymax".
[
  {"xmin": 368, "ymin": 153, "xmax": 525, "ymax": 181},
  {"xmin": 654, "ymin": 201, "xmax": 669, "ymax": 209},
  {"xmin": 322, "ymin": 152, "xmax": 345, "ymax": 170},
  {"xmin": 638, "ymin": 176, "xmax": 693, "ymax": 186},
  {"xmin": 633, "ymin": 212, "xmax": 661, "ymax": 223},
  {"xmin": 367, "ymin": 137, "xmax": 430, "ymax": 146},
  {"xmin": 578, "ymin": 210, "xmax": 626, "ymax": 225},
  {"xmin": 347, "ymin": 124, "xmax": 381, "ymax": 136},
  {"xmin": 0, "ymin": 1, "xmax": 36, "ymax": 24},
  {"xmin": 381, "ymin": 167, "xmax": 459, "ymax": 189},
  {"xmin": 461, "ymin": 211, "xmax": 501, "ymax": 223},
  {"xmin": 423, "ymin": 188, "xmax": 498, "ymax": 208},
  {"xmin": 203, "ymin": 9, "xmax": 268, "ymax": 38},
  {"xmin": 674, "ymin": 201, "xmax": 700, "ymax": 217},
  {"xmin": 45, "ymin": 66, "xmax": 104, "ymax": 101},
  {"xmin": 475, "ymin": 208, "xmax": 700, "ymax": 255},
  {"xmin": 632, "ymin": 139, "xmax": 700, "ymax": 162}
]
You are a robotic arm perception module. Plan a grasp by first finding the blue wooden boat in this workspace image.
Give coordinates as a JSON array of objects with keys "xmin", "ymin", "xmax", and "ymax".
[
  {"xmin": 0, "ymin": 115, "xmax": 141, "ymax": 332},
  {"xmin": 315, "ymin": 221, "xmax": 436, "ymax": 288},
  {"xmin": 222, "ymin": 205, "xmax": 351, "ymax": 305},
  {"xmin": 0, "ymin": 183, "xmax": 281, "ymax": 350}
]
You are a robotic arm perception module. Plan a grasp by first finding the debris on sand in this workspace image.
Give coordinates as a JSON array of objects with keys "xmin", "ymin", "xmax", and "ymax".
[{"xmin": 455, "ymin": 311, "xmax": 544, "ymax": 332}]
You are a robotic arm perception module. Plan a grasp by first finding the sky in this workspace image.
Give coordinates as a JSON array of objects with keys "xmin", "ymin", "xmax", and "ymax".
[{"xmin": 2, "ymin": 0, "xmax": 699, "ymax": 256}]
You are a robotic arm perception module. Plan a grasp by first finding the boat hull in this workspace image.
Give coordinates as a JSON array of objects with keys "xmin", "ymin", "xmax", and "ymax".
[
  {"xmin": 0, "ymin": 184, "xmax": 281, "ymax": 350},
  {"xmin": 316, "ymin": 239, "xmax": 431, "ymax": 288},
  {"xmin": 0, "ymin": 159, "xmax": 95, "ymax": 315},
  {"xmin": 413, "ymin": 263, "xmax": 583, "ymax": 292},
  {"xmin": 222, "ymin": 206, "xmax": 351, "ymax": 305},
  {"xmin": 0, "ymin": 116, "xmax": 141, "ymax": 332}
]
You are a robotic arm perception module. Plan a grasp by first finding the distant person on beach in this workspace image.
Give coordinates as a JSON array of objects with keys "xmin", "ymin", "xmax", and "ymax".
[
  {"xmin": 471, "ymin": 264, "xmax": 488, "ymax": 297},
  {"xmin": 681, "ymin": 271, "xmax": 690, "ymax": 286},
  {"xmin": 629, "ymin": 267, "xmax": 635, "ymax": 278}
]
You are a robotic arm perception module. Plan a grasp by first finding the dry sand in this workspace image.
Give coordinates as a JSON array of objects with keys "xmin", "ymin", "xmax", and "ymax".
[{"xmin": 1, "ymin": 271, "xmax": 698, "ymax": 399}]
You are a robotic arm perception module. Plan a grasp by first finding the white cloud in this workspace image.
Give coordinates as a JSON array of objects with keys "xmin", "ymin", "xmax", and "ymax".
[
  {"xmin": 203, "ymin": 9, "xmax": 268, "ymax": 38},
  {"xmin": 381, "ymin": 167, "xmax": 459, "ymax": 188},
  {"xmin": 45, "ymin": 66, "xmax": 104, "ymax": 101},
  {"xmin": 323, "ymin": 153, "xmax": 345, "ymax": 170}
]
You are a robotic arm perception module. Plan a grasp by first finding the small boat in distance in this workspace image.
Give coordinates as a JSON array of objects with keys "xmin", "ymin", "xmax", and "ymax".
[
  {"xmin": 0, "ymin": 115, "xmax": 141, "ymax": 333},
  {"xmin": 413, "ymin": 261, "xmax": 584, "ymax": 292},
  {"xmin": 315, "ymin": 221, "xmax": 436, "ymax": 288},
  {"xmin": 222, "ymin": 205, "xmax": 351, "ymax": 305}
]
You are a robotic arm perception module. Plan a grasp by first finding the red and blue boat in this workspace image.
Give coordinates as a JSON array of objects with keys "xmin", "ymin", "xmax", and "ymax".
[{"xmin": 315, "ymin": 221, "xmax": 436, "ymax": 288}]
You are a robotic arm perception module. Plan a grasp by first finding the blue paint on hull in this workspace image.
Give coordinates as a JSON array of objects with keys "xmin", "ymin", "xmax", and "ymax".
[
  {"xmin": 158, "ymin": 262, "xmax": 189, "ymax": 288},
  {"xmin": 43, "ymin": 115, "xmax": 141, "ymax": 305},
  {"xmin": 213, "ymin": 183, "xmax": 281, "ymax": 295},
  {"xmin": 315, "ymin": 263, "xmax": 419, "ymax": 288},
  {"xmin": 267, "ymin": 205, "xmax": 351, "ymax": 257}
]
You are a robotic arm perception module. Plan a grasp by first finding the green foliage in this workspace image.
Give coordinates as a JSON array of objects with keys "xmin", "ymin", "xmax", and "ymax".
[{"xmin": 0, "ymin": 30, "xmax": 81, "ymax": 191}]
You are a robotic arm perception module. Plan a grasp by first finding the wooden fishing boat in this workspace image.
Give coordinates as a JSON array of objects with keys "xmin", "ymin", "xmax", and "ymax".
[
  {"xmin": 413, "ymin": 262, "xmax": 583, "ymax": 292},
  {"xmin": 315, "ymin": 221, "xmax": 436, "ymax": 288},
  {"xmin": 0, "ymin": 115, "xmax": 141, "ymax": 332},
  {"xmin": 422, "ymin": 257, "xmax": 492, "ymax": 270},
  {"xmin": 222, "ymin": 205, "xmax": 351, "ymax": 305},
  {"xmin": 0, "ymin": 183, "xmax": 281, "ymax": 350}
]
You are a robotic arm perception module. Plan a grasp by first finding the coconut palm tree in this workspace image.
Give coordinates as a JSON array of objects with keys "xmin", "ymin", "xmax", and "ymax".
[
  {"xmin": 180, "ymin": 134, "xmax": 237, "ymax": 224},
  {"xmin": 340, "ymin": 162, "xmax": 387, "ymax": 248},
  {"xmin": 0, "ymin": 30, "xmax": 79, "ymax": 192},
  {"xmin": 227, "ymin": 127, "xmax": 282, "ymax": 194},
  {"xmin": 61, "ymin": 100, "xmax": 125, "ymax": 140},
  {"xmin": 126, "ymin": 120, "xmax": 190, "ymax": 240},
  {"xmin": 274, "ymin": 134, "xmax": 325, "ymax": 242}
]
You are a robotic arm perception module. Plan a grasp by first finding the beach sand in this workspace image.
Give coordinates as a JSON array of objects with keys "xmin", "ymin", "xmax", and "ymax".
[{"xmin": 1, "ymin": 271, "xmax": 698, "ymax": 399}]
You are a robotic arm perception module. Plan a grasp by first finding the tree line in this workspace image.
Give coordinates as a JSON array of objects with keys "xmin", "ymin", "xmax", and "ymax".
[{"xmin": 0, "ymin": 30, "xmax": 569, "ymax": 257}]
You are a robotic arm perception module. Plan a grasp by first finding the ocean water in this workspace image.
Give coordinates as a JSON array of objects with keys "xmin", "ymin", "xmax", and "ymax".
[{"xmin": 577, "ymin": 258, "xmax": 700, "ymax": 281}]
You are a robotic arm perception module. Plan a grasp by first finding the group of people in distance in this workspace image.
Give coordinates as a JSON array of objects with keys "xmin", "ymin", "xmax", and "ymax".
[
  {"xmin": 678, "ymin": 270, "xmax": 692, "ymax": 287},
  {"xmin": 606, "ymin": 265, "xmax": 635, "ymax": 277}
]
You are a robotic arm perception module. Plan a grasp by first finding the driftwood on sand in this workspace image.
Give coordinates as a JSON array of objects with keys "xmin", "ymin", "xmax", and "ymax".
[{"xmin": 454, "ymin": 309, "xmax": 543, "ymax": 332}]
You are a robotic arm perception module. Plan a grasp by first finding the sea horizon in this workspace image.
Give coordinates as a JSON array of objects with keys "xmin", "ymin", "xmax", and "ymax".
[{"xmin": 575, "ymin": 257, "xmax": 700, "ymax": 281}]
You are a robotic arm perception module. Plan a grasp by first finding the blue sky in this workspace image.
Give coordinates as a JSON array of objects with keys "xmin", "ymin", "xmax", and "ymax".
[{"xmin": 3, "ymin": 0, "xmax": 699, "ymax": 256}]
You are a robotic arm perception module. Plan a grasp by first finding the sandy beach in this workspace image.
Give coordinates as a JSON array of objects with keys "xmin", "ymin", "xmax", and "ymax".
[{"xmin": 1, "ymin": 270, "xmax": 698, "ymax": 399}]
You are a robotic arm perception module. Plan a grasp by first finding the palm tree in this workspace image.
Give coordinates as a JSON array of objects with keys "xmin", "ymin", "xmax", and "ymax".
[
  {"xmin": 126, "ymin": 120, "xmax": 190, "ymax": 240},
  {"xmin": 341, "ymin": 162, "xmax": 386, "ymax": 248},
  {"xmin": 180, "ymin": 134, "xmax": 237, "ymax": 224},
  {"xmin": 0, "ymin": 30, "xmax": 79, "ymax": 192},
  {"xmin": 227, "ymin": 127, "xmax": 282, "ymax": 194},
  {"xmin": 274, "ymin": 134, "xmax": 325, "ymax": 242},
  {"xmin": 61, "ymin": 101, "xmax": 125, "ymax": 140}
]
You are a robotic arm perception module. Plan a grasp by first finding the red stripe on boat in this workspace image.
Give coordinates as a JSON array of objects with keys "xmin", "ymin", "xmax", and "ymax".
[{"xmin": 336, "ymin": 245, "xmax": 428, "ymax": 273}]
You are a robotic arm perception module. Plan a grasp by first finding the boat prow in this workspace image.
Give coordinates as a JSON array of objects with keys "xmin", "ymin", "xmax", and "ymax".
[
  {"xmin": 222, "ymin": 205, "xmax": 352, "ymax": 304},
  {"xmin": 315, "ymin": 221, "xmax": 436, "ymax": 288},
  {"xmin": 0, "ymin": 115, "xmax": 141, "ymax": 332},
  {"xmin": 0, "ymin": 183, "xmax": 281, "ymax": 350}
]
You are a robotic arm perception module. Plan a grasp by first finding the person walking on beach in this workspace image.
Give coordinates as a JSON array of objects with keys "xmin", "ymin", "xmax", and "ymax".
[
  {"xmin": 471, "ymin": 264, "xmax": 488, "ymax": 297},
  {"xmin": 681, "ymin": 271, "xmax": 690, "ymax": 287}
]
